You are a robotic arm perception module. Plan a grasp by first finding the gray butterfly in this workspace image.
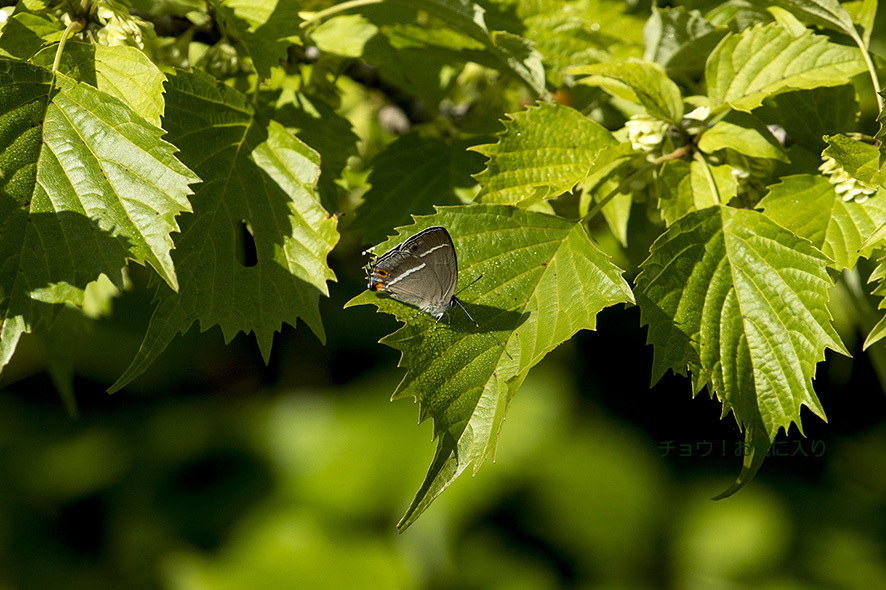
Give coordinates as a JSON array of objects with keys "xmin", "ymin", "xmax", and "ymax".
[{"xmin": 365, "ymin": 226, "xmax": 477, "ymax": 327}]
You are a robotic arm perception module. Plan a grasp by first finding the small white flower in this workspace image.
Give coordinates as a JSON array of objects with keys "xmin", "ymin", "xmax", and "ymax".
[
  {"xmin": 819, "ymin": 156, "xmax": 876, "ymax": 203},
  {"xmin": 626, "ymin": 113, "xmax": 669, "ymax": 157}
]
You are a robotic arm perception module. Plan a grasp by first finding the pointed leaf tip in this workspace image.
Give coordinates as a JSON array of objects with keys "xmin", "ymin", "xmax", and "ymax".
[
  {"xmin": 354, "ymin": 204, "xmax": 633, "ymax": 527},
  {"xmin": 637, "ymin": 205, "xmax": 845, "ymax": 493}
]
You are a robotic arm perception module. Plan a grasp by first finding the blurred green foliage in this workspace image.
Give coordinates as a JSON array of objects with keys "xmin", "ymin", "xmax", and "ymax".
[{"xmin": 2, "ymin": 266, "xmax": 886, "ymax": 589}]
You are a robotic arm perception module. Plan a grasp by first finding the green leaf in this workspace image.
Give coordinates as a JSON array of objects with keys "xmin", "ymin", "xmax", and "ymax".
[
  {"xmin": 747, "ymin": 0, "xmax": 858, "ymax": 39},
  {"xmin": 494, "ymin": 4, "xmax": 620, "ymax": 85},
  {"xmin": 354, "ymin": 133, "xmax": 482, "ymax": 244},
  {"xmin": 489, "ymin": 30, "xmax": 546, "ymax": 95},
  {"xmin": 567, "ymin": 60, "xmax": 684, "ymax": 124},
  {"xmin": 0, "ymin": 60, "xmax": 197, "ymax": 377},
  {"xmin": 764, "ymin": 85, "xmax": 858, "ymax": 153},
  {"xmin": 33, "ymin": 42, "xmax": 166, "ymax": 126},
  {"xmin": 310, "ymin": 14, "xmax": 378, "ymax": 57},
  {"xmin": 0, "ymin": 11, "xmax": 62, "ymax": 60},
  {"xmin": 586, "ymin": 176, "xmax": 633, "ymax": 247},
  {"xmin": 656, "ymin": 160, "xmax": 694, "ymax": 226},
  {"xmin": 341, "ymin": 1, "xmax": 544, "ymax": 104},
  {"xmin": 711, "ymin": 411, "xmax": 771, "ymax": 500},
  {"xmin": 865, "ymin": 252, "xmax": 886, "ymax": 349},
  {"xmin": 698, "ymin": 111, "xmax": 790, "ymax": 162},
  {"xmin": 267, "ymin": 89, "xmax": 359, "ymax": 213},
  {"xmin": 346, "ymin": 204, "xmax": 634, "ymax": 530},
  {"xmin": 109, "ymin": 69, "xmax": 338, "ymax": 392},
  {"xmin": 42, "ymin": 272, "xmax": 125, "ymax": 417},
  {"xmin": 216, "ymin": 0, "xmax": 302, "ymax": 78},
  {"xmin": 578, "ymin": 142, "xmax": 636, "ymax": 244},
  {"xmin": 865, "ymin": 317, "xmax": 886, "ymax": 353},
  {"xmin": 488, "ymin": 0, "xmax": 645, "ymax": 86},
  {"xmin": 471, "ymin": 102, "xmax": 617, "ymax": 205},
  {"xmin": 643, "ymin": 5, "xmax": 727, "ymax": 80},
  {"xmin": 706, "ymin": 2, "xmax": 773, "ymax": 29},
  {"xmin": 823, "ymin": 135, "xmax": 886, "ymax": 250},
  {"xmin": 692, "ymin": 159, "xmax": 736, "ymax": 206},
  {"xmin": 767, "ymin": 5, "xmax": 813, "ymax": 36},
  {"xmin": 759, "ymin": 174, "xmax": 886, "ymax": 269},
  {"xmin": 387, "ymin": 0, "xmax": 547, "ymax": 95},
  {"xmin": 654, "ymin": 158, "xmax": 735, "ymax": 226},
  {"xmin": 848, "ymin": 0, "xmax": 878, "ymax": 48},
  {"xmin": 823, "ymin": 134, "xmax": 886, "ymax": 190},
  {"xmin": 706, "ymin": 22, "xmax": 866, "ymax": 113},
  {"xmin": 636, "ymin": 206, "xmax": 847, "ymax": 489},
  {"xmin": 357, "ymin": 28, "xmax": 471, "ymax": 112}
]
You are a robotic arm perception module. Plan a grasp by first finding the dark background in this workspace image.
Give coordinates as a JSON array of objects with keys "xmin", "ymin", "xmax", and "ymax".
[{"xmin": 2, "ymin": 247, "xmax": 885, "ymax": 590}]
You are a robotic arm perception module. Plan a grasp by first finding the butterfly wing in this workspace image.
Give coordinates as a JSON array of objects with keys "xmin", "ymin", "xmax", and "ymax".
[{"xmin": 370, "ymin": 226, "xmax": 458, "ymax": 317}]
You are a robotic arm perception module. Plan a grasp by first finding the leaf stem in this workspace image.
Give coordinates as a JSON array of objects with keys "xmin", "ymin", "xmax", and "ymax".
[
  {"xmin": 300, "ymin": 0, "xmax": 383, "ymax": 29},
  {"xmin": 52, "ymin": 16, "xmax": 85, "ymax": 74},
  {"xmin": 580, "ymin": 146, "xmax": 689, "ymax": 225},
  {"xmin": 852, "ymin": 33, "xmax": 884, "ymax": 113}
]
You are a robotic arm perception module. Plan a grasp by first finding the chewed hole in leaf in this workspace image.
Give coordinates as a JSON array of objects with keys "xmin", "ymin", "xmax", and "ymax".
[{"xmin": 235, "ymin": 219, "xmax": 257, "ymax": 267}]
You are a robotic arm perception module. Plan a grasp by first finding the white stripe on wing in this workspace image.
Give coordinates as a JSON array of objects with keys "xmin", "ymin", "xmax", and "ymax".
[
  {"xmin": 418, "ymin": 243, "xmax": 450, "ymax": 257},
  {"xmin": 385, "ymin": 262, "xmax": 427, "ymax": 286}
]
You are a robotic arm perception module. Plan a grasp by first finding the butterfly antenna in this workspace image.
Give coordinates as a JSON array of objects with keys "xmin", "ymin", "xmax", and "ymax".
[{"xmin": 454, "ymin": 272, "xmax": 484, "ymax": 297}]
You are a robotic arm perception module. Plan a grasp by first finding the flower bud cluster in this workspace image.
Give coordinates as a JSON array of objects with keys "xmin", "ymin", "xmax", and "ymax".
[
  {"xmin": 93, "ymin": 0, "xmax": 152, "ymax": 48},
  {"xmin": 819, "ymin": 156, "xmax": 877, "ymax": 204}
]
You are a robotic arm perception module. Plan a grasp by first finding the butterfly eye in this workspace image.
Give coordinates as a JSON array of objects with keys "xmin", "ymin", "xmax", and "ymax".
[{"xmin": 375, "ymin": 269, "xmax": 389, "ymax": 278}]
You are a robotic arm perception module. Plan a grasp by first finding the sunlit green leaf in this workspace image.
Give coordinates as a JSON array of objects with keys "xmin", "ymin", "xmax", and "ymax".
[
  {"xmin": 33, "ymin": 42, "xmax": 166, "ymax": 126},
  {"xmin": 568, "ymin": 60, "xmax": 684, "ymax": 124},
  {"xmin": 489, "ymin": 0, "xmax": 644, "ymax": 85},
  {"xmin": 877, "ymin": 88, "xmax": 886, "ymax": 168},
  {"xmin": 759, "ymin": 174, "xmax": 886, "ymax": 269},
  {"xmin": 471, "ymin": 102, "xmax": 617, "ymax": 205},
  {"xmin": 706, "ymin": 22, "xmax": 866, "ymax": 113},
  {"xmin": 865, "ymin": 252, "xmax": 886, "ymax": 349},
  {"xmin": 820, "ymin": 137, "xmax": 886, "ymax": 247},
  {"xmin": 0, "ymin": 60, "xmax": 196, "ymax": 377},
  {"xmin": 654, "ymin": 158, "xmax": 735, "ymax": 226},
  {"xmin": 656, "ymin": 160, "xmax": 693, "ymax": 226},
  {"xmin": 0, "ymin": 10, "xmax": 62, "ymax": 60},
  {"xmin": 692, "ymin": 160, "xmax": 736, "ymax": 207},
  {"xmin": 698, "ymin": 111, "xmax": 789, "ymax": 162},
  {"xmin": 578, "ymin": 142, "xmax": 636, "ymax": 244},
  {"xmin": 591, "ymin": 177, "xmax": 633, "ymax": 247},
  {"xmin": 267, "ymin": 89, "xmax": 359, "ymax": 213},
  {"xmin": 848, "ymin": 0, "xmax": 878, "ymax": 48},
  {"xmin": 346, "ymin": 204, "xmax": 634, "ymax": 530},
  {"xmin": 310, "ymin": 14, "xmax": 378, "ymax": 57},
  {"xmin": 748, "ymin": 0, "xmax": 857, "ymax": 39}
]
